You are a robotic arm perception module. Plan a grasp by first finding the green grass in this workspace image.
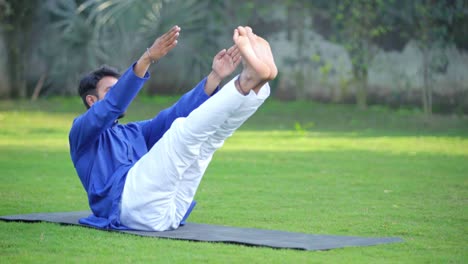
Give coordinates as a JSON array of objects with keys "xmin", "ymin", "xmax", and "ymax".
[{"xmin": 1, "ymin": 96, "xmax": 467, "ymax": 263}]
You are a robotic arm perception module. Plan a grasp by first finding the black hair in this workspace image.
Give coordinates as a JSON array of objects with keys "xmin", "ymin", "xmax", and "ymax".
[{"xmin": 78, "ymin": 65, "xmax": 121, "ymax": 109}]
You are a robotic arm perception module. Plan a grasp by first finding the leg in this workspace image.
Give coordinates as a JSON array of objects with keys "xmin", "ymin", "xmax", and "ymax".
[
  {"xmin": 121, "ymin": 77, "xmax": 253, "ymax": 231},
  {"xmin": 172, "ymin": 82, "xmax": 270, "ymax": 223},
  {"xmin": 121, "ymin": 26, "xmax": 277, "ymax": 231}
]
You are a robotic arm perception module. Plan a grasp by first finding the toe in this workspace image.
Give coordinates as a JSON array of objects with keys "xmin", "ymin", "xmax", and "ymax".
[
  {"xmin": 245, "ymin": 27, "xmax": 255, "ymax": 39},
  {"xmin": 237, "ymin": 26, "xmax": 247, "ymax": 36}
]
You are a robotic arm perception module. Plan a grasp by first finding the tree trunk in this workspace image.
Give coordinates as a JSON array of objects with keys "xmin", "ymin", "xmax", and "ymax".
[
  {"xmin": 354, "ymin": 66, "xmax": 368, "ymax": 110},
  {"xmin": 422, "ymin": 47, "xmax": 432, "ymax": 116},
  {"xmin": 294, "ymin": 3, "xmax": 305, "ymax": 99},
  {"xmin": 3, "ymin": 1, "xmax": 37, "ymax": 99},
  {"xmin": 5, "ymin": 30, "xmax": 27, "ymax": 98},
  {"xmin": 31, "ymin": 72, "xmax": 47, "ymax": 101},
  {"xmin": 356, "ymin": 78, "xmax": 367, "ymax": 110}
]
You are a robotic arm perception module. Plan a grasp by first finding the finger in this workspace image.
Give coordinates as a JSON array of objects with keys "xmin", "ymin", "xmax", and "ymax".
[
  {"xmin": 229, "ymin": 45, "xmax": 240, "ymax": 58},
  {"xmin": 171, "ymin": 25, "xmax": 180, "ymax": 32},
  {"xmin": 215, "ymin": 49, "xmax": 227, "ymax": 59},
  {"xmin": 161, "ymin": 36, "xmax": 179, "ymax": 51},
  {"xmin": 151, "ymin": 35, "xmax": 177, "ymax": 53},
  {"xmin": 164, "ymin": 25, "xmax": 180, "ymax": 38},
  {"xmin": 231, "ymin": 44, "xmax": 239, "ymax": 53},
  {"xmin": 161, "ymin": 39, "xmax": 178, "ymax": 55},
  {"xmin": 157, "ymin": 26, "xmax": 175, "ymax": 43},
  {"xmin": 162, "ymin": 28, "xmax": 180, "ymax": 45},
  {"xmin": 226, "ymin": 44, "xmax": 236, "ymax": 54},
  {"xmin": 232, "ymin": 54, "xmax": 242, "ymax": 68},
  {"xmin": 158, "ymin": 26, "xmax": 180, "ymax": 45},
  {"xmin": 165, "ymin": 32, "xmax": 180, "ymax": 46},
  {"xmin": 229, "ymin": 49, "xmax": 240, "ymax": 65},
  {"xmin": 232, "ymin": 51, "xmax": 242, "ymax": 65},
  {"xmin": 167, "ymin": 39, "xmax": 179, "ymax": 50},
  {"xmin": 233, "ymin": 48, "xmax": 241, "ymax": 60}
]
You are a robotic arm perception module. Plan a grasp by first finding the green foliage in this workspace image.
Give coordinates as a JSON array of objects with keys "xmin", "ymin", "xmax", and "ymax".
[
  {"xmin": 0, "ymin": 0, "xmax": 37, "ymax": 31},
  {"xmin": 0, "ymin": 0, "xmax": 40, "ymax": 98},
  {"xmin": 40, "ymin": 1, "xmax": 100, "ymax": 94},
  {"xmin": 329, "ymin": 0, "xmax": 389, "ymax": 109},
  {"xmin": 0, "ymin": 0, "xmax": 12, "ymax": 26},
  {"xmin": 38, "ymin": 0, "xmax": 166, "ymax": 95},
  {"xmin": 308, "ymin": 0, "xmax": 467, "ymax": 113},
  {"xmin": 1, "ymin": 0, "xmax": 467, "ymax": 112},
  {"xmin": 1, "ymin": 0, "xmax": 281, "ymax": 98},
  {"xmin": 385, "ymin": 0, "xmax": 467, "ymax": 116},
  {"xmin": 36, "ymin": 0, "xmax": 264, "ymax": 95}
]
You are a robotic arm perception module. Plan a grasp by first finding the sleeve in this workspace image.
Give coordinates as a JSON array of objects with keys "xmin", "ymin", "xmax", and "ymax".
[
  {"xmin": 138, "ymin": 77, "xmax": 219, "ymax": 148},
  {"xmin": 69, "ymin": 63, "xmax": 150, "ymax": 156}
]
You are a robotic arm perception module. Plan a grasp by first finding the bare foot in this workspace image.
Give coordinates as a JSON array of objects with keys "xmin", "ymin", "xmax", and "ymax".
[
  {"xmin": 233, "ymin": 26, "xmax": 277, "ymax": 94},
  {"xmin": 245, "ymin": 26, "xmax": 278, "ymax": 80}
]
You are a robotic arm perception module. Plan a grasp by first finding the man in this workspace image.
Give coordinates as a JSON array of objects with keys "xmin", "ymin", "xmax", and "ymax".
[{"xmin": 69, "ymin": 25, "xmax": 277, "ymax": 231}]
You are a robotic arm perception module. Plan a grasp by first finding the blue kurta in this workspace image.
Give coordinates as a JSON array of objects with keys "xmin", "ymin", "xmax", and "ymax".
[{"xmin": 69, "ymin": 63, "xmax": 217, "ymax": 229}]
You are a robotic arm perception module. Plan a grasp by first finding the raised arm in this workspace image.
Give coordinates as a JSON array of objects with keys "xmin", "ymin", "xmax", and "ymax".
[
  {"xmin": 69, "ymin": 65, "xmax": 149, "ymax": 159},
  {"xmin": 70, "ymin": 26, "xmax": 181, "ymax": 157},
  {"xmin": 139, "ymin": 45, "xmax": 241, "ymax": 148}
]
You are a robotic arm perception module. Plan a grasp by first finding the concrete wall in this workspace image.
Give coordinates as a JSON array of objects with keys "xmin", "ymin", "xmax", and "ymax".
[
  {"xmin": 370, "ymin": 41, "xmax": 468, "ymax": 94},
  {"xmin": 269, "ymin": 26, "xmax": 468, "ymax": 107}
]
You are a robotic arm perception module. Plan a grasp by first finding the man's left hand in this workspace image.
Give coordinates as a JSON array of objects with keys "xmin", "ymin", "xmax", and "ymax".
[{"xmin": 211, "ymin": 45, "xmax": 241, "ymax": 81}]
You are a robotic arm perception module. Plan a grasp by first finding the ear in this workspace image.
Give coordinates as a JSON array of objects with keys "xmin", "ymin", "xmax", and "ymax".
[{"xmin": 86, "ymin": 94, "xmax": 98, "ymax": 108}]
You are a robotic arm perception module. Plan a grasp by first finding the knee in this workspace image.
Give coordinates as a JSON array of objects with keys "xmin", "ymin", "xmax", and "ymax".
[{"xmin": 170, "ymin": 117, "xmax": 210, "ymax": 147}]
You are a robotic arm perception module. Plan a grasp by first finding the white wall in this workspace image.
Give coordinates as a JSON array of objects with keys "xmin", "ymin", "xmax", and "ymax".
[{"xmin": 269, "ymin": 28, "xmax": 468, "ymax": 101}]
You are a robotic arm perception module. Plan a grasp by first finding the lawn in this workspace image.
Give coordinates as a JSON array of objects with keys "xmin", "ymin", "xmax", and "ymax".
[{"xmin": 0, "ymin": 96, "xmax": 467, "ymax": 263}]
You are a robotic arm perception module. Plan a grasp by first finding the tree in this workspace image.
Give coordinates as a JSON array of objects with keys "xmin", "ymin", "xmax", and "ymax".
[
  {"xmin": 1, "ymin": 0, "xmax": 291, "ymax": 98},
  {"xmin": 41, "ymin": 0, "xmax": 230, "ymax": 95},
  {"xmin": 0, "ymin": 0, "xmax": 39, "ymax": 98},
  {"xmin": 0, "ymin": 0, "xmax": 231, "ymax": 97},
  {"xmin": 388, "ymin": 0, "xmax": 467, "ymax": 116},
  {"xmin": 325, "ymin": 0, "xmax": 389, "ymax": 109}
]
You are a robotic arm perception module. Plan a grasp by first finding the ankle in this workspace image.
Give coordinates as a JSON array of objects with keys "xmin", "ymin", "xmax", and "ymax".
[
  {"xmin": 239, "ymin": 71, "xmax": 261, "ymax": 92},
  {"xmin": 252, "ymin": 81, "xmax": 267, "ymax": 94},
  {"xmin": 235, "ymin": 75, "xmax": 249, "ymax": 95}
]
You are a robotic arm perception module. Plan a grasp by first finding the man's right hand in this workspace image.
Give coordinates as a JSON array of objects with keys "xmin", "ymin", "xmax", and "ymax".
[
  {"xmin": 147, "ymin": 25, "xmax": 181, "ymax": 63},
  {"xmin": 134, "ymin": 26, "xmax": 181, "ymax": 77}
]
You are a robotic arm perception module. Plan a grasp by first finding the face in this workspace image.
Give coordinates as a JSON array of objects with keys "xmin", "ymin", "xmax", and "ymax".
[{"xmin": 86, "ymin": 76, "xmax": 118, "ymax": 108}]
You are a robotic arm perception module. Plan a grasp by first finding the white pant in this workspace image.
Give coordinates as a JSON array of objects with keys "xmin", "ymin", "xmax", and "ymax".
[{"xmin": 120, "ymin": 76, "xmax": 270, "ymax": 231}]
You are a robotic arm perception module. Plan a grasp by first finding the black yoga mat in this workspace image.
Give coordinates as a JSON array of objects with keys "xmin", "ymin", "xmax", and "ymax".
[{"xmin": 0, "ymin": 211, "xmax": 402, "ymax": 251}]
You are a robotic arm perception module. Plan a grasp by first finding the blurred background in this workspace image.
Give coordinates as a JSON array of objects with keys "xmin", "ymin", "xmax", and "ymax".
[{"xmin": 0, "ymin": 0, "xmax": 467, "ymax": 115}]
